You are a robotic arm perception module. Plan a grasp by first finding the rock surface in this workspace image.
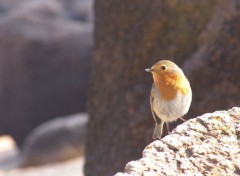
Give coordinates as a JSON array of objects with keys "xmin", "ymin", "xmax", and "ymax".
[
  {"xmin": 184, "ymin": 0, "xmax": 240, "ymax": 118},
  {"xmin": 0, "ymin": 135, "xmax": 19, "ymax": 170},
  {"xmin": 0, "ymin": 0, "xmax": 94, "ymax": 23},
  {"xmin": 60, "ymin": 0, "xmax": 94, "ymax": 22},
  {"xmin": 86, "ymin": 1, "xmax": 240, "ymax": 175},
  {"xmin": 0, "ymin": 0, "xmax": 93, "ymax": 145},
  {"xmin": 21, "ymin": 113, "xmax": 88, "ymax": 166},
  {"xmin": 115, "ymin": 107, "xmax": 240, "ymax": 176}
]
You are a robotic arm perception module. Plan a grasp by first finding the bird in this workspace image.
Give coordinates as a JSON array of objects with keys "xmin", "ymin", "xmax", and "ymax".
[{"xmin": 145, "ymin": 60, "xmax": 192, "ymax": 139}]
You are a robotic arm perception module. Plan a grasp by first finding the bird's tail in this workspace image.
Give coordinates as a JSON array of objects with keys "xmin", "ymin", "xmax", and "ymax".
[{"xmin": 153, "ymin": 122, "xmax": 164, "ymax": 139}]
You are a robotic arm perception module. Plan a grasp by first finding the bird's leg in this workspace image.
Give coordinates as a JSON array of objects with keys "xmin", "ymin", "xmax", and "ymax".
[
  {"xmin": 153, "ymin": 121, "xmax": 164, "ymax": 139},
  {"xmin": 179, "ymin": 116, "xmax": 186, "ymax": 122},
  {"xmin": 166, "ymin": 123, "xmax": 170, "ymax": 134}
]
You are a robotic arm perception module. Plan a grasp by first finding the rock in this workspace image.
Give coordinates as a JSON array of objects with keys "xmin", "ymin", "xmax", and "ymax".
[
  {"xmin": 0, "ymin": 0, "xmax": 94, "ymax": 24},
  {"xmin": 0, "ymin": 0, "xmax": 27, "ymax": 14},
  {"xmin": 183, "ymin": 0, "xmax": 240, "ymax": 119},
  {"xmin": 59, "ymin": 0, "xmax": 94, "ymax": 22},
  {"xmin": 85, "ymin": 1, "xmax": 229, "ymax": 176},
  {"xmin": 0, "ymin": 135, "xmax": 20, "ymax": 170},
  {"xmin": 21, "ymin": 113, "xmax": 88, "ymax": 166},
  {"xmin": 86, "ymin": 1, "xmax": 240, "ymax": 175},
  {"xmin": 115, "ymin": 107, "xmax": 240, "ymax": 176},
  {"xmin": 0, "ymin": 135, "xmax": 16, "ymax": 153},
  {"xmin": 0, "ymin": 0, "xmax": 93, "ymax": 145}
]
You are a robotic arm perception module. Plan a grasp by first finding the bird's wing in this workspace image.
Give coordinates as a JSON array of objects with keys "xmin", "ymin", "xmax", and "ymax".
[{"xmin": 150, "ymin": 84, "xmax": 161, "ymax": 124}]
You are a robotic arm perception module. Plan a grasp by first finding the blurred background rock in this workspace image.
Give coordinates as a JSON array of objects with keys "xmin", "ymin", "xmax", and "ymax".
[
  {"xmin": 85, "ymin": 0, "xmax": 240, "ymax": 176},
  {"xmin": 21, "ymin": 113, "xmax": 88, "ymax": 167},
  {"xmin": 0, "ymin": 0, "xmax": 93, "ymax": 146},
  {"xmin": 0, "ymin": 0, "xmax": 93, "ymax": 175}
]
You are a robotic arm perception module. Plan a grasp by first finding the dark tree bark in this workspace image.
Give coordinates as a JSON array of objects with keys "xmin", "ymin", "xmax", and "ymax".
[{"xmin": 85, "ymin": 0, "xmax": 240, "ymax": 175}]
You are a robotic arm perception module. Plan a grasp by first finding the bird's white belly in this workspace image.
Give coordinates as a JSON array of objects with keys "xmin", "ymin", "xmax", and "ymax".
[{"xmin": 152, "ymin": 89, "xmax": 192, "ymax": 122}]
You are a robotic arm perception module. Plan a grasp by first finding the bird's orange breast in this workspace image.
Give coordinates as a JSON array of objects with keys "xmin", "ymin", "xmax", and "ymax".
[{"xmin": 153, "ymin": 72, "xmax": 190, "ymax": 101}]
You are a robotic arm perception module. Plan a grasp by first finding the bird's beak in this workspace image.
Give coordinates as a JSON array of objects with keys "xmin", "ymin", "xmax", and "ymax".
[{"xmin": 145, "ymin": 68, "xmax": 154, "ymax": 72}]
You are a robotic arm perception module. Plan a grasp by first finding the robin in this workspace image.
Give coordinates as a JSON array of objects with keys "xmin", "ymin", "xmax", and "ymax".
[{"xmin": 145, "ymin": 60, "xmax": 192, "ymax": 139}]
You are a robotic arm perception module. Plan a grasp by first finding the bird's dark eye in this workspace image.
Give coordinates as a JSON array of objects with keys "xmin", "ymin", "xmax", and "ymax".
[{"xmin": 161, "ymin": 65, "xmax": 166, "ymax": 70}]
